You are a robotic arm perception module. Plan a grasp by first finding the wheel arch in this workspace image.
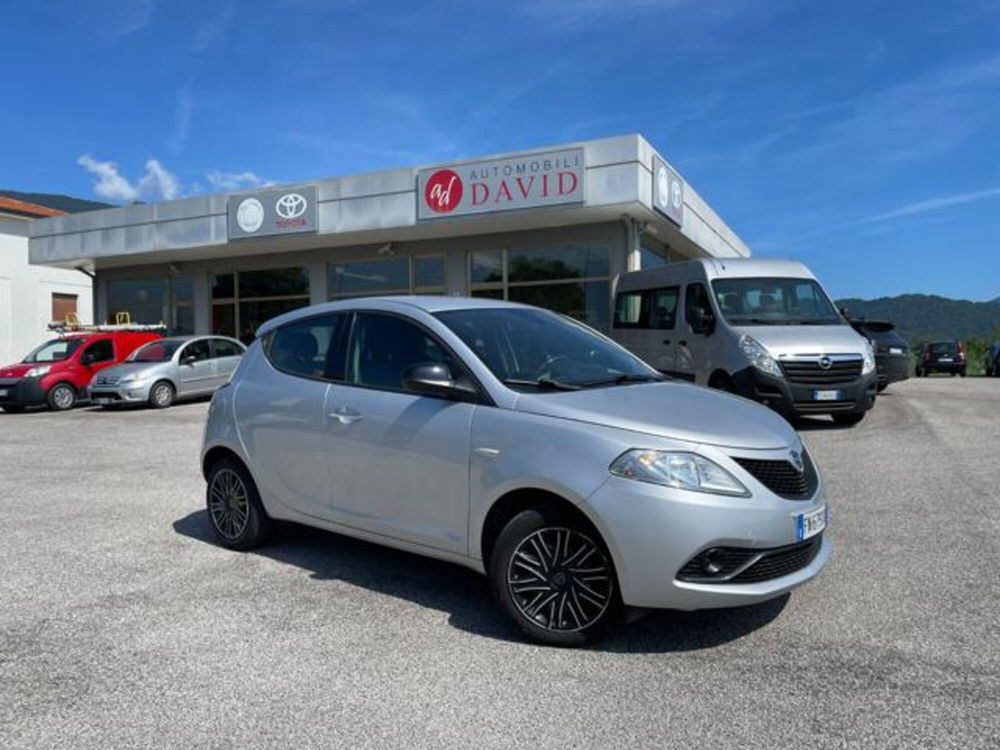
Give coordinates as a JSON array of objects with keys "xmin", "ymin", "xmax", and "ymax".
[
  {"xmin": 202, "ymin": 444, "xmax": 246, "ymax": 481},
  {"xmin": 479, "ymin": 487, "xmax": 607, "ymax": 575}
]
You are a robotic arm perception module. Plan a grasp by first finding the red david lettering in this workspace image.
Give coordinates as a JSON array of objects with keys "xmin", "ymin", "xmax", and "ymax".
[{"xmin": 424, "ymin": 169, "xmax": 463, "ymax": 213}]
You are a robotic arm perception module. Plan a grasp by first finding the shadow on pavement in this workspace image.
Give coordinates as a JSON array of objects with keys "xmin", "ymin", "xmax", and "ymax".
[{"xmin": 173, "ymin": 510, "xmax": 788, "ymax": 653}]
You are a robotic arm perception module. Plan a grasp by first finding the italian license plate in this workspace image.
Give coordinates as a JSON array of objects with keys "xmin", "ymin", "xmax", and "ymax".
[
  {"xmin": 796, "ymin": 506, "xmax": 826, "ymax": 541},
  {"xmin": 889, "ymin": 347, "xmax": 903, "ymax": 355},
  {"xmin": 939, "ymin": 357, "xmax": 953, "ymax": 362},
  {"xmin": 813, "ymin": 389, "xmax": 841, "ymax": 401},
  {"xmin": 94, "ymin": 397, "xmax": 112, "ymax": 405},
  {"xmin": 0, "ymin": 388, "xmax": 8, "ymax": 397}
]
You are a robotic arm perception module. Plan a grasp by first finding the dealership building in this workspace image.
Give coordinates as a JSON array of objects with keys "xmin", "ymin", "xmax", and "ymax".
[{"xmin": 26, "ymin": 134, "xmax": 749, "ymax": 341}]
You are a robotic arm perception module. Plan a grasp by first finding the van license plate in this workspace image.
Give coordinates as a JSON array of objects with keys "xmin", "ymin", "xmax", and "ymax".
[
  {"xmin": 813, "ymin": 389, "xmax": 841, "ymax": 401},
  {"xmin": 0, "ymin": 388, "xmax": 8, "ymax": 397},
  {"xmin": 796, "ymin": 506, "xmax": 826, "ymax": 541}
]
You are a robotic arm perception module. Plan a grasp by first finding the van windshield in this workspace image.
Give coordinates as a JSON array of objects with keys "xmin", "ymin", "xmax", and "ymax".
[
  {"xmin": 23, "ymin": 338, "xmax": 85, "ymax": 363},
  {"xmin": 711, "ymin": 277, "xmax": 841, "ymax": 325}
]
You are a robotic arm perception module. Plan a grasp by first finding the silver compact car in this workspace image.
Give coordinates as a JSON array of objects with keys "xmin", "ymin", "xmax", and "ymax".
[
  {"xmin": 201, "ymin": 297, "xmax": 830, "ymax": 646},
  {"xmin": 91, "ymin": 335, "xmax": 246, "ymax": 409}
]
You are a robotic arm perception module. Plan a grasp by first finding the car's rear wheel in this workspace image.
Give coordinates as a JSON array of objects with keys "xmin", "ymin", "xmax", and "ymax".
[
  {"xmin": 832, "ymin": 411, "xmax": 866, "ymax": 426},
  {"xmin": 489, "ymin": 506, "xmax": 620, "ymax": 646},
  {"xmin": 205, "ymin": 457, "xmax": 273, "ymax": 550},
  {"xmin": 47, "ymin": 383, "xmax": 76, "ymax": 411},
  {"xmin": 148, "ymin": 380, "xmax": 175, "ymax": 409}
]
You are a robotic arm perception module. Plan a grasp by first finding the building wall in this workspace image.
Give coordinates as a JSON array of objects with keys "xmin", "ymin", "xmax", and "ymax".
[{"xmin": 0, "ymin": 223, "xmax": 93, "ymax": 364}]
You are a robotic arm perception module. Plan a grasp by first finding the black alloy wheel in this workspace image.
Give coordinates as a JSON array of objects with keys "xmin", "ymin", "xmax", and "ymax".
[
  {"xmin": 490, "ymin": 507, "xmax": 620, "ymax": 646},
  {"xmin": 205, "ymin": 457, "xmax": 273, "ymax": 550}
]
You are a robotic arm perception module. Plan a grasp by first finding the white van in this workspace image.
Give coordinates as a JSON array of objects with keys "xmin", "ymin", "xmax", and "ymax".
[{"xmin": 611, "ymin": 258, "xmax": 877, "ymax": 424}]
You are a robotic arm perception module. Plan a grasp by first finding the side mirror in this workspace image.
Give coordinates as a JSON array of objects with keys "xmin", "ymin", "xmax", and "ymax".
[
  {"xmin": 690, "ymin": 308, "xmax": 716, "ymax": 335},
  {"xmin": 402, "ymin": 362, "xmax": 477, "ymax": 401},
  {"xmin": 181, "ymin": 355, "xmax": 197, "ymax": 366}
]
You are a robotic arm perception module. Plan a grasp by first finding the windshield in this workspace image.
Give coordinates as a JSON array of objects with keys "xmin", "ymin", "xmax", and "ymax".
[
  {"xmin": 929, "ymin": 342, "xmax": 958, "ymax": 355},
  {"xmin": 435, "ymin": 307, "xmax": 660, "ymax": 391},
  {"xmin": 129, "ymin": 339, "xmax": 184, "ymax": 363},
  {"xmin": 712, "ymin": 277, "xmax": 841, "ymax": 325},
  {"xmin": 23, "ymin": 338, "xmax": 85, "ymax": 363}
]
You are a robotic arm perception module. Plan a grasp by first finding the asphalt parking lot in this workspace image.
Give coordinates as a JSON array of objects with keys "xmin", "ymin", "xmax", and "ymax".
[{"xmin": 1, "ymin": 377, "xmax": 998, "ymax": 749}]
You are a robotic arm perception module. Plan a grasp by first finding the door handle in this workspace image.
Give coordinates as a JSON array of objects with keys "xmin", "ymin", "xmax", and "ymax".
[
  {"xmin": 329, "ymin": 407, "xmax": 363, "ymax": 425},
  {"xmin": 662, "ymin": 339, "xmax": 671, "ymax": 345}
]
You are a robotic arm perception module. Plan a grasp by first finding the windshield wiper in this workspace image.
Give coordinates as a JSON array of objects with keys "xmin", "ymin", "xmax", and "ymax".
[
  {"xmin": 501, "ymin": 377, "xmax": 581, "ymax": 391},
  {"xmin": 579, "ymin": 373, "xmax": 666, "ymax": 388}
]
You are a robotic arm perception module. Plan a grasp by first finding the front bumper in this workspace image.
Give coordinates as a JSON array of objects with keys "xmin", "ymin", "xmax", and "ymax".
[
  {"xmin": 89, "ymin": 380, "xmax": 154, "ymax": 404},
  {"xmin": 0, "ymin": 377, "xmax": 47, "ymax": 408},
  {"xmin": 731, "ymin": 366, "xmax": 877, "ymax": 417},
  {"xmin": 583, "ymin": 473, "xmax": 831, "ymax": 610}
]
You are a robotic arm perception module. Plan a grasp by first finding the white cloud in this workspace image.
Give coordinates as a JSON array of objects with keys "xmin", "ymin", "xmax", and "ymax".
[
  {"xmin": 139, "ymin": 159, "xmax": 181, "ymax": 200},
  {"xmin": 77, "ymin": 155, "xmax": 140, "ymax": 202},
  {"xmin": 193, "ymin": 4, "xmax": 234, "ymax": 52},
  {"xmin": 110, "ymin": 0, "xmax": 155, "ymax": 38},
  {"xmin": 169, "ymin": 85, "xmax": 194, "ymax": 151},
  {"xmin": 77, "ymin": 155, "xmax": 182, "ymax": 202},
  {"xmin": 205, "ymin": 170, "xmax": 272, "ymax": 191},
  {"xmin": 852, "ymin": 187, "xmax": 1000, "ymax": 227}
]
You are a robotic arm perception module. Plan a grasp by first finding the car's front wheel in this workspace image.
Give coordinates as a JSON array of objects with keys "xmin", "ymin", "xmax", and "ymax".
[
  {"xmin": 47, "ymin": 383, "xmax": 76, "ymax": 411},
  {"xmin": 205, "ymin": 457, "xmax": 273, "ymax": 550},
  {"xmin": 148, "ymin": 380, "xmax": 175, "ymax": 409},
  {"xmin": 489, "ymin": 506, "xmax": 620, "ymax": 646}
]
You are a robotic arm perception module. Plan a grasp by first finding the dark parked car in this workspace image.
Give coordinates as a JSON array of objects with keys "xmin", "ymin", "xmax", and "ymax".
[
  {"xmin": 986, "ymin": 342, "xmax": 1000, "ymax": 377},
  {"xmin": 916, "ymin": 341, "xmax": 966, "ymax": 377},
  {"xmin": 849, "ymin": 320, "xmax": 910, "ymax": 392}
]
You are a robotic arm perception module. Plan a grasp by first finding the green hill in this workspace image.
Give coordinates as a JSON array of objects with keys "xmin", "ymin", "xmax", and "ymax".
[{"xmin": 836, "ymin": 294, "xmax": 1000, "ymax": 344}]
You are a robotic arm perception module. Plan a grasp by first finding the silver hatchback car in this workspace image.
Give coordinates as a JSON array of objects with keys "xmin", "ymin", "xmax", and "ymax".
[
  {"xmin": 91, "ymin": 335, "xmax": 246, "ymax": 409},
  {"xmin": 201, "ymin": 297, "xmax": 830, "ymax": 645}
]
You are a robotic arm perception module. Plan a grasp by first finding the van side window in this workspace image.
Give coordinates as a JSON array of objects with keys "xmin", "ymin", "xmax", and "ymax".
[
  {"xmin": 684, "ymin": 283, "xmax": 712, "ymax": 328},
  {"xmin": 613, "ymin": 292, "xmax": 644, "ymax": 328},
  {"xmin": 648, "ymin": 287, "xmax": 678, "ymax": 330},
  {"xmin": 82, "ymin": 339, "xmax": 114, "ymax": 364},
  {"xmin": 612, "ymin": 287, "xmax": 678, "ymax": 329},
  {"xmin": 266, "ymin": 313, "xmax": 348, "ymax": 381}
]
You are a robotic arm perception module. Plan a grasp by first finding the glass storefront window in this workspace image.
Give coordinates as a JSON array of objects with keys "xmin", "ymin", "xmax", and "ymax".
[
  {"xmin": 329, "ymin": 257, "xmax": 409, "ymax": 298},
  {"xmin": 211, "ymin": 267, "xmax": 310, "ymax": 342},
  {"xmin": 239, "ymin": 267, "xmax": 309, "ymax": 298},
  {"xmin": 213, "ymin": 304, "xmax": 236, "ymax": 339},
  {"xmin": 107, "ymin": 278, "xmax": 170, "ymax": 325},
  {"xmin": 508, "ymin": 243, "xmax": 609, "ymax": 283},
  {"xmin": 212, "ymin": 273, "xmax": 235, "ymax": 300},
  {"xmin": 414, "ymin": 255, "xmax": 445, "ymax": 289},
  {"xmin": 640, "ymin": 246, "xmax": 668, "ymax": 270},
  {"xmin": 508, "ymin": 280, "xmax": 610, "ymax": 331},
  {"xmin": 470, "ymin": 251, "xmax": 504, "ymax": 284}
]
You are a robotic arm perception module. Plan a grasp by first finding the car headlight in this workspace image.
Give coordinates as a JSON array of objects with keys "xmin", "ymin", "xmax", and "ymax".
[
  {"xmin": 861, "ymin": 341, "xmax": 876, "ymax": 375},
  {"xmin": 610, "ymin": 450, "xmax": 750, "ymax": 497},
  {"xmin": 738, "ymin": 334, "xmax": 782, "ymax": 378},
  {"xmin": 25, "ymin": 365, "xmax": 51, "ymax": 377}
]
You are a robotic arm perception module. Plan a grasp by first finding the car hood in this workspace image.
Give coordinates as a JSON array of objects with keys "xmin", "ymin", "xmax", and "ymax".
[
  {"xmin": 513, "ymin": 381, "xmax": 798, "ymax": 450},
  {"xmin": 98, "ymin": 362, "xmax": 169, "ymax": 379},
  {"xmin": 733, "ymin": 324, "xmax": 868, "ymax": 358}
]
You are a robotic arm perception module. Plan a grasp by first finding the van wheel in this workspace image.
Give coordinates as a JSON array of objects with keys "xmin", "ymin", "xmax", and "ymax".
[
  {"xmin": 205, "ymin": 457, "xmax": 273, "ymax": 550},
  {"xmin": 832, "ymin": 411, "xmax": 865, "ymax": 426},
  {"xmin": 489, "ymin": 506, "xmax": 621, "ymax": 646},
  {"xmin": 47, "ymin": 383, "xmax": 76, "ymax": 411},
  {"xmin": 148, "ymin": 381, "xmax": 175, "ymax": 409}
]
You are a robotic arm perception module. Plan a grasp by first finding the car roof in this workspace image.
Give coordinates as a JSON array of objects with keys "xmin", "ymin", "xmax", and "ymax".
[{"xmin": 255, "ymin": 295, "xmax": 537, "ymax": 337}]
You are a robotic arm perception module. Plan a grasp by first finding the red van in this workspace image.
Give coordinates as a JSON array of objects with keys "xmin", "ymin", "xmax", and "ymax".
[{"xmin": 0, "ymin": 329, "xmax": 163, "ymax": 412}]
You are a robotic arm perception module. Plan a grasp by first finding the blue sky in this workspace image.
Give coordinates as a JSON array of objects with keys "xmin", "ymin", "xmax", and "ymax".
[{"xmin": 2, "ymin": 0, "xmax": 998, "ymax": 301}]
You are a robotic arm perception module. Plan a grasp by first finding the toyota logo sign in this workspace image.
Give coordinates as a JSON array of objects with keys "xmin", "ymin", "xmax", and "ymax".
[{"xmin": 276, "ymin": 193, "xmax": 307, "ymax": 220}]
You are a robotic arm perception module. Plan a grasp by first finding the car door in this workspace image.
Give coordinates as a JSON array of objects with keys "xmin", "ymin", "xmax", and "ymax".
[
  {"xmin": 676, "ymin": 282, "xmax": 716, "ymax": 383},
  {"xmin": 176, "ymin": 339, "xmax": 215, "ymax": 395},
  {"xmin": 235, "ymin": 313, "xmax": 348, "ymax": 521},
  {"xmin": 79, "ymin": 338, "xmax": 116, "ymax": 385},
  {"xmin": 209, "ymin": 338, "xmax": 246, "ymax": 389},
  {"xmin": 324, "ymin": 311, "xmax": 475, "ymax": 555}
]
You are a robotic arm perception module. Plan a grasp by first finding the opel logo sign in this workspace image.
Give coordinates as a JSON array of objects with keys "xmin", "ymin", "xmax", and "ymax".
[
  {"xmin": 275, "ymin": 193, "xmax": 307, "ymax": 220},
  {"xmin": 235, "ymin": 198, "xmax": 264, "ymax": 233},
  {"xmin": 818, "ymin": 356, "xmax": 833, "ymax": 370}
]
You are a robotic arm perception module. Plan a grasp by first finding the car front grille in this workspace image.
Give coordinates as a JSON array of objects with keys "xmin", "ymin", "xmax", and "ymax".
[
  {"xmin": 733, "ymin": 452, "xmax": 817, "ymax": 499},
  {"xmin": 676, "ymin": 534, "xmax": 823, "ymax": 584},
  {"xmin": 780, "ymin": 357, "xmax": 863, "ymax": 385}
]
